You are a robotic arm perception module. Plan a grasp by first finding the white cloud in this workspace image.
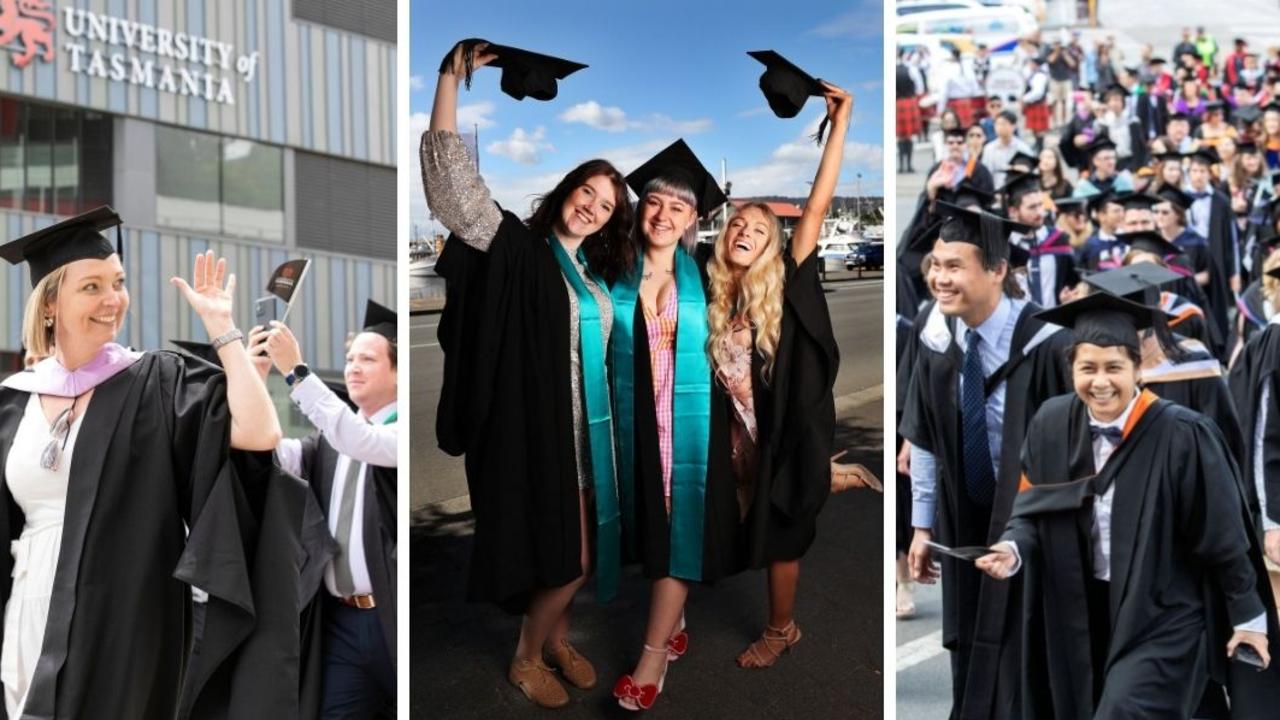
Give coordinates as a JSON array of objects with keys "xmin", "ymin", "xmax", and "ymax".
[
  {"xmin": 809, "ymin": 5, "xmax": 882, "ymax": 39},
  {"xmin": 457, "ymin": 101, "xmax": 497, "ymax": 130},
  {"xmin": 737, "ymin": 106, "xmax": 770, "ymax": 118},
  {"xmin": 410, "ymin": 75, "xmax": 425, "ymax": 91},
  {"xmin": 560, "ymin": 101, "xmax": 630, "ymax": 132},
  {"xmin": 486, "ymin": 126, "xmax": 553, "ymax": 165},
  {"xmin": 560, "ymin": 101, "xmax": 712, "ymax": 134},
  {"xmin": 728, "ymin": 114, "xmax": 883, "ymax": 198}
]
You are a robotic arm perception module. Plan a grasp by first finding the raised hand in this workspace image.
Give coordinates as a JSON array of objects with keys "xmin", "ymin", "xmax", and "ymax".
[
  {"xmin": 264, "ymin": 321, "xmax": 305, "ymax": 376},
  {"xmin": 171, "ymin": 250, "xmax": 236, "ymax": 338},
  {"xmin": 820, "ymin": 80, "xmax": 853, "ymax": 127},
  {"xmin": 442, "ymin": 41, "xmax": 497, "ymax": 83},
  {"xmin": 246, "ymin": 325, "xmax": 273, "ymax": 382}
]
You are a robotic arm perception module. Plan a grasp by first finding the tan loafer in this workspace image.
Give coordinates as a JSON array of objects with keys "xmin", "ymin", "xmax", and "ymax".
[
  {"xmin": 544, "ymin": 638, "xmax": 598, "ymax": 690},
  {"xmin": 508, "ymin": 657, "xmax": 570, "ymax": 708}
]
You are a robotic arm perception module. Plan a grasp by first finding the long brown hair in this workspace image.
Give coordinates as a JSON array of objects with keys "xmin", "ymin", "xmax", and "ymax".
[{"xmin": 526, "ymin": 159, "xmax": 635, "ymax": 285}]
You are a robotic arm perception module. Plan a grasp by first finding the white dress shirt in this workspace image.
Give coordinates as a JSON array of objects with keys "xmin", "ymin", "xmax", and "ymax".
[{"xmin": 276, "ymin": 376, "xmax": 398, "ymax": 598}]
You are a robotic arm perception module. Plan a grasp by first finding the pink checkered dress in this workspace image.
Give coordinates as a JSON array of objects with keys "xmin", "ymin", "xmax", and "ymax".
[{"xmin": 644, "ymin": 288, "xmax": 678, "ymax": 499}]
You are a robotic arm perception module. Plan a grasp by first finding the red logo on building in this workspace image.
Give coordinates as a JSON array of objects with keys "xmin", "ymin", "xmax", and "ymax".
[{"xmin": 0, "ymin": 0, "xmax": 55, "ymax": 69}]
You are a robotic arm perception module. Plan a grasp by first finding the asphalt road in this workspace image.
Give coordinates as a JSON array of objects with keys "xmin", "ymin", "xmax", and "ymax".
[
  {"xmin": 410, "ymin": 271, "xmax": 884, "ymax": 511},
  {"xmin": 412, "ymin": 398, "xmax": 885, "ymax": 719}
]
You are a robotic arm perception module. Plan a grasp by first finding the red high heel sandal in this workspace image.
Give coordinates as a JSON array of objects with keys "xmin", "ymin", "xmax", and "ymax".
[
  {"xmin": 612, "ymin": 644, "xmax": 668, "ymax": 711},
  {"xmin": 666, "ymin": 615, "xmax": 688, "ymax": 661}
]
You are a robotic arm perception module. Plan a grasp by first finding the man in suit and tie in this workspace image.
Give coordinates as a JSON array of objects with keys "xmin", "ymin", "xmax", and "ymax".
[{"xmin": 250, "ymin": 299, "xmax": 399, "ymax": 719}]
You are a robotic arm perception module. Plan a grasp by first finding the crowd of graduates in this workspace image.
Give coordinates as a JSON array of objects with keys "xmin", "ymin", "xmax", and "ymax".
[{"xmin": 895, "ymin": 25, "xmax": 1280, "ymax": 720}]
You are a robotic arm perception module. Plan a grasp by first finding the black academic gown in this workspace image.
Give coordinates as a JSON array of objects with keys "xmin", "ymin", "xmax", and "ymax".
[
  {"xmin": 0, "ymin": 351, "xmax": 307, "ymax": 720},
  {"xmin": 1227, "ymin": 323, "xmax": 1280, "ymax": 529},
  {"xmin": 296, "ymin": 436, "xmax": 396, "ymax": 670},
  {"xmin": 1005, "ymin": 393, "xmax": 1279, "ymax": 720},
  {"xmin": 898, "ymin": 300, "xmax": 1073, "ymax": 720},
  {"xmin": 435, "ymin": 211, "xmax": 582, "ymax": 612},
  {"xmin": 1199, "ymin": 191, "xmax": 1239, "ymax": 348},
  {"xmin": 741, "ymin": 253, "xmax": 840, "ymax": 566},
  {"xmin": 1141, "ymin": 361, "xmax": 1245, "ymax": 466}
]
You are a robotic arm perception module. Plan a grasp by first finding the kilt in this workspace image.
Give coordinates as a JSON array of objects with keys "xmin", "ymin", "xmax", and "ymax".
[
  {"xmin": 946, "ymin": 98, "xmax": 975, "ymax": 128},
  {"xmin": 919, "ymin": 94, "xmax": 937, "ymax": 123},
  {"xmin": 969, "ymin": 95, "xmax": 988, "ymax": 122},
  {"xmin": 896, "ymin": 97, "xmax": 923, "ymax": 138},
  {"xmin": 1023, "ymin": 100, "xmax": 1050, "ymax": 133}
]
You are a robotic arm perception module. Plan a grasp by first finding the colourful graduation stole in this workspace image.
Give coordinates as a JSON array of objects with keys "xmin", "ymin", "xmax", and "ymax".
[
  {"xmin": 610, "ymin": 247, "xmax": 711, "ymax": 581},
  {"xmin": 548, "ymin": 236, "xmax": 621, "ymax": 602}
]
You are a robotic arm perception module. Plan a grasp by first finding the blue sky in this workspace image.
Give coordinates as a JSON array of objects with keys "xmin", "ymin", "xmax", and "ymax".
[{"xmin": 409, "ymin": 0, "xmax": 883, "ymax": 237}]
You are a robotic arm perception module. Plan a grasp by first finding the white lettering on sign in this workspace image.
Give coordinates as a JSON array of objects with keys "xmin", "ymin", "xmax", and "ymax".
[{"xmin": 60, "ymin": 7, "xmax": 258, "ymax": 106}]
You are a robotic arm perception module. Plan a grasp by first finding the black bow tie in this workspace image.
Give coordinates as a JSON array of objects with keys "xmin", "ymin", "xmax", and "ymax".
[{"xmin": 1090, "ymin": 425, "xmax": 1123, "ymax": 444}]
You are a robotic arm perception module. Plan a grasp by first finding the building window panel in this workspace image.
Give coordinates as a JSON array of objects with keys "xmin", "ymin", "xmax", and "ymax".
[
  {"xmin": 156, "ymin": 126, "xmax": 221, "ymax": 235},
  {"xmin": 157, "ymin": 127, "xmax": 283, "ymax": 242},
  {"xmin": 221, "ymin": 139, "xmax": 284, "ymax": 242}
]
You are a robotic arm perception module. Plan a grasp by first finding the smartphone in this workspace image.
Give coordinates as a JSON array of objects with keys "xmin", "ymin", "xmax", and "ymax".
[
  {"xmin": 1231, "ymin": 644, "xmax": 1266, "ymax": 670},
  {"xmin": 254, "ymin": 296, "xmax": 278, "ymax": 325}
]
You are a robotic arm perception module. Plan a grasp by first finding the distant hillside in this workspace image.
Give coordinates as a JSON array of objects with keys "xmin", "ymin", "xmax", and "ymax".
[{"xmin": 738, "ymin": 196, "xmax": 884, "ymax": 212}]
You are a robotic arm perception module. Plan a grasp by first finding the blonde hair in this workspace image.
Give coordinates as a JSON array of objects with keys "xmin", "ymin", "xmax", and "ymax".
[
  {"xmin": 21, "ymin": 267, "xmax": 66, "ymax": 359},
  {"xmin": 706, "ymin": 203, "xmax": 785, "ymax": 381},
  {"xmin": 1262, "ymin": 248, "xmax": 1280, "ymax": 312}
]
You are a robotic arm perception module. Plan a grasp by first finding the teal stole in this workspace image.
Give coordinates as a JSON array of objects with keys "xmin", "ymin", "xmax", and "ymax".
[
  {"xmin": 610, "ymin": 247, "xmax": 711, "ymax": 581},
  {"xmin": 547, "ymin": 236, "xmax": 621, "ymax": 602}
]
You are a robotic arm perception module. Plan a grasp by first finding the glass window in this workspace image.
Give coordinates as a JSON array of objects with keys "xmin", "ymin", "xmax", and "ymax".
[
  {"xmin": 156, "ymin": 127, "xmax": 284, "ymax": 242},
  {"xmin": 24, "ymin": 104, "xmax": 52, "ymax": 214},
  {"xmin": 156, "ymin": 126, "xmax": 220, "ymax": 234},
  {"xmin": 53, "ymin": 108, "xmax": 79, "ymax": 217},
  {"xmin": 221, "ymin": 139, "xmax": 283, "ymax": 241},
  {"xmin": 0, "ymin": 99, "xmax": 23, "ymax": 210}
]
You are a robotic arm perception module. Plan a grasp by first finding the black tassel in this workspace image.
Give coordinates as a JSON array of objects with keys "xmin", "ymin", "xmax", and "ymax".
[
  {"xmin": 811, "ymin": 114, "xmax": 831, "ymax": 146},
  {"xmin": 438, "ymin": 38, "xmax": 486, "ymax": 91}
]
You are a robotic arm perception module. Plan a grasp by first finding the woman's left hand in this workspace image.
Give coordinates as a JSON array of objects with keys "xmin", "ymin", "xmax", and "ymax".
[
  {"xmin": 171, "ymin": 250, "xmax": 236, "ymax": 336},
  {"xmin": 831, "ymin": 450, "xmax": 882, "ymax": 493},
  {"xmin": 820, "ymin": 80, "xmax": 853, "ymax": 126}
]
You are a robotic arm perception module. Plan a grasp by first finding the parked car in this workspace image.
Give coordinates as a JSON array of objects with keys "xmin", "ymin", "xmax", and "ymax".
[
  {"xmin": 818, "ymin": 240, "xmax": 858, "ymax": 277},
  {"xmin": 848, "ymin": 242, "xmax": 884, "ymax": 271}
]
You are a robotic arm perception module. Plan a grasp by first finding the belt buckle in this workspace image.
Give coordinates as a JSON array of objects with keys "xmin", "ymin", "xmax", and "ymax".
[{"xmin": 344, "ymin": 593, "xmax": 376, "ymax": 609}]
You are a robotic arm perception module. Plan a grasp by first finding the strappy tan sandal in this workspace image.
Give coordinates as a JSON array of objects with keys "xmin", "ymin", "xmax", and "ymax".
[{"xmin": 736, "ymin": 620, "xmax": 802, "ymax": 669}]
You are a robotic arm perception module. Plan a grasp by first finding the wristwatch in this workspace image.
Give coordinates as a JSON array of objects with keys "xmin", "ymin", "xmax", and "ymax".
[{"xmin": 285, "ymin": 363, "xmax": 310, "ymax": 387}]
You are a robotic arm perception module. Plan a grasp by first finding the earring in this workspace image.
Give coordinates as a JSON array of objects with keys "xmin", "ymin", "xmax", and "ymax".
[{"xmin": 43, "ymin": 316, "xmax": 53, "ymax": 328}]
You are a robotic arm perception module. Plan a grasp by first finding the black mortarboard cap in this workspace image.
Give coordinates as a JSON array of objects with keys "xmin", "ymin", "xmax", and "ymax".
[
  {"xmin": 1154, "ymin": 186, "xmax": 1193, "ymax": 209},
  {"xmin": 1168, "ymin": 110, "xmax": 1191, "ymax": 122},
  {"xmin": 363, "ymin": 299, "xmax": 396, "ymax": 341},
  {"xmin": 1116, "ymin": 230, "xmax": 1183, "ymax": 257},
  {"xmin": 1150, "ymin": 56, "xmax": 1168, "ymax": 65},
  {"xmin": 439, "ymin": 39, "xmax": 586, "ymax": 101},
  {"xmin": 1082, "ymin": 263, "xmax": 1191, "ymax": 359},
  {"xmin": 1185, "ymin": 146, "xmax": 1220, "ymax": 166},
  {"xmin": 946, "ymin": 179, "xmax": 996, "ymax": 209},
  {"xmin": 627, "ymin": 139, "xmax": 728, "ymax": 217},
  {"xmin": 999, "ymin": 171, "xmax": 1042, "ymax": 204},
  {"xmin": 1101, "ymin": 83, "xmax": 1130, "ymax": 98},
  {"xmin": 1237, "ymin": 138, "xmax": 1259, "ymax": 153},
  {"xmin": 1204, "ymin": 99, "xmax": 1226, "ymax": 113},
  {"xmin": 1116, "ymin": 191, "xmax": 1163, "ymax": 211},
  {"xmin": 1153, "ymin": 150, "xmax": 1185, "ymax": 163},
  {"xmin": 935, "ymin": 200, "xmax": 1035, "ymax": 267},
  {"xmin": 1086, "ymin": 190, "xmax": 1122, "ymax": 212},
  {"xmin": 1054, "ymin": 196, "xmax": 1089, "ymax": 213},
  {"xmin": 1085, "ymin": 135, "xmax": 1117, "ymax": 157},
  {"xmin": 1034, "ymin": 290, "xmax": 1155, "ymax": 351},
  {"xmin": 0, "ymin": 206, "xmax": 122, "ymax": 288},
  {"xmin": 747, "ymin": 50, "xmax": 826, "ymax": 119},
  {"xmin": 1008, "ymin": 150, "xmax": 1039, "ymax": 170},
  {"xmin": 170, "ymin": 339, "xmax": 221, "ymax": 368}
]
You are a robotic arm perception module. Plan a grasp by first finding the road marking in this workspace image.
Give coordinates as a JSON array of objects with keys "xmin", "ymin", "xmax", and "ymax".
[
  {"xmin": 897, "ymin": 629, "xmax": 946, "ymax": 672},
  {"xmin": 835, "ymin": 384, "xmax": 882, "ymax": 418},
  {"xmin": 411, "ymin": 342, "xmax": 440, "ymax": 349}
]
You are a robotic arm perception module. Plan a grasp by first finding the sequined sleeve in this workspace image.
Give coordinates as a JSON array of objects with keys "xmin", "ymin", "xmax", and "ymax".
[{"xmin": 420, "ymin": 129, "xmax": 502, "ymax": 250}]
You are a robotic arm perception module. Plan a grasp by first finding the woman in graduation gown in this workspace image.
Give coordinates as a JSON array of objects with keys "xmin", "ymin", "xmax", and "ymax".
[
  {"xmin": 977, "ymin": 291, "xmax": 1279, "ymax": 719},
  {"xmin": 423, "ymin": 41, "xmax": 635, "ymax": 709},
  {"xmin": 608, "ymin": 139, "xmax": 744, "ymax": 711},
  {"xmin": 0, "ymin": 208, "xmax": 288, "ymax": 719},
  {"xmin": 706, "ymin": 83, "xmax": 863, "ymax": 669}
]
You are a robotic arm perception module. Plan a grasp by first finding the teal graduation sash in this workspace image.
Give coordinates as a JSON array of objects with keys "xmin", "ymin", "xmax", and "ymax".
[
  {"xmin": 610, "ymin": 247, "xmax": 711, "ymax": 581},
  {"xmin": 547, "ymin": 236, "xmax": 621, "ymax": 602}
]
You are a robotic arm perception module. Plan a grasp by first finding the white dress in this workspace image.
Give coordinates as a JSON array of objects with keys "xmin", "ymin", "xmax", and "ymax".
[{"xmin": 0, "ymin": 394, "xmax": 81, "ymax": 718}]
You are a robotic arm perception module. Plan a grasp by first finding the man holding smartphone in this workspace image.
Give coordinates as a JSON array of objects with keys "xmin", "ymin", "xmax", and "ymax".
[{"xmin": 248, "ymin": 300, "xmax": 399, "ymax": 719}]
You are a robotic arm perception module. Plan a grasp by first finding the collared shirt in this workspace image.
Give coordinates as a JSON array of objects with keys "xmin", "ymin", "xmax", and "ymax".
[
  {"xmin": 981, "ymin": 137, "xmax": 1035, "ymax": 189},
  {"xmin": 1253, "ymin": 316, "xmax": 1280, "ymax": 533},
  {"xmin": 1185, "ymin": 183, "xmax": 1240, "ymax": 274},
  {"xmin": 910, "ymin": 296, "xmax": 1025, "ymax": 528},
  {"xmin": 276, "ymin": 379, "xmax": 398, "ymax": 598}
]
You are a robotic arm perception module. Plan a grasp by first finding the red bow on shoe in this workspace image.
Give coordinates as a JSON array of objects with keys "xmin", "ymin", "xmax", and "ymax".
[
  {"xmin": 667, "ymin": 631, "xmax": 688, "ymax": 657},
  {"xmin": 612, "ymin": 675, "xmax": 658, "ymax": 709}
]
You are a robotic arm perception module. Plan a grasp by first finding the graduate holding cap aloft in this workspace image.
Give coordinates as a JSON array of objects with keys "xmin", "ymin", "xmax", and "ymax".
[
  {"xmin": 423, "ymin": 39, "xmax": 636, "ymax": 710},
  {"xmin": 899, "ymin": 201, "xmax": 1074, "ymax": 718},
  {"xmin": 0, "ymin": 207, "xmax": 302, "ymax": 718},
  {"xmin": 978, "ymin": 289, "xmax": 1279, "ymax": 718}
]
